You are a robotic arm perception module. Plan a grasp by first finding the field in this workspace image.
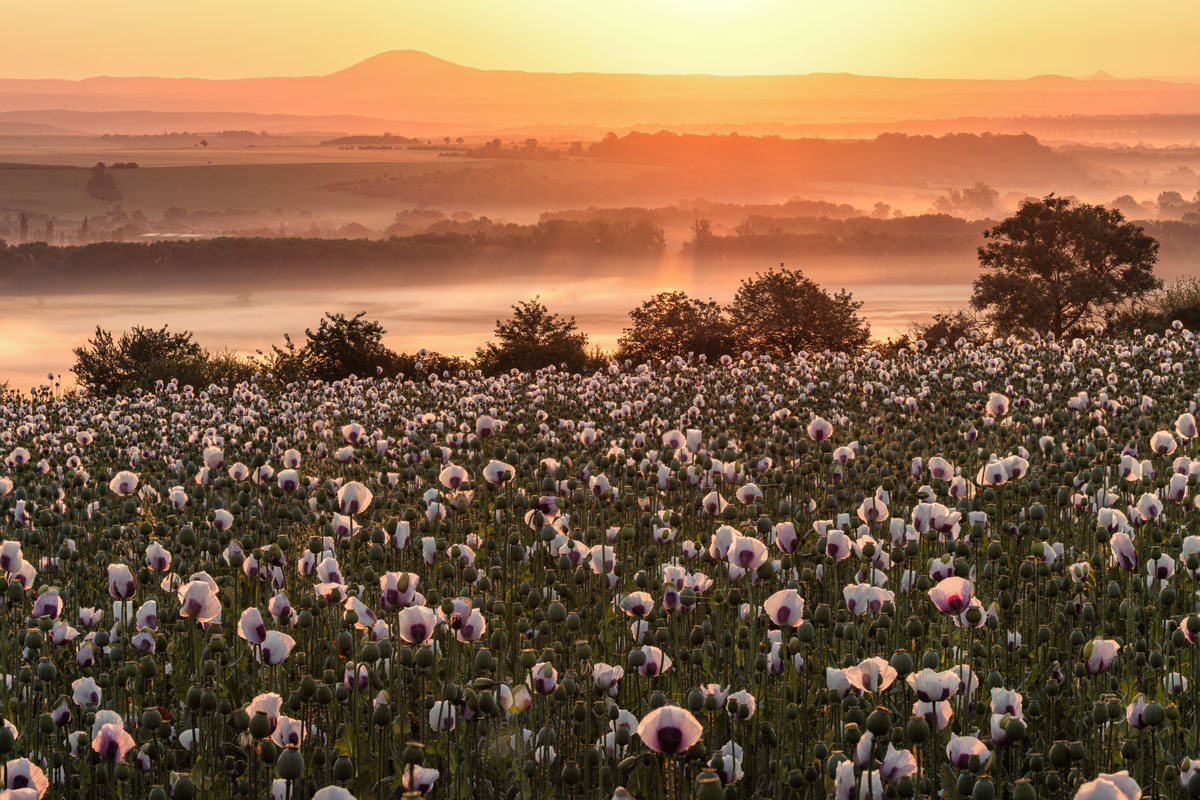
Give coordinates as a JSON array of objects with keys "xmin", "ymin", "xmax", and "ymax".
[
  {"xmin": 1, "ymin": 329, "xmax": 1198, "ymax": 799},
  {"xmin": 0, "ymin": 148, "xmax": 654, "ymax": 226}
]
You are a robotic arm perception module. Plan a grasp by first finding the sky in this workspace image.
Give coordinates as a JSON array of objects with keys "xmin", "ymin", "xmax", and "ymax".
[{"xmin": 0, "ymin": 0, "xmax": 1196, "ymax": 81}]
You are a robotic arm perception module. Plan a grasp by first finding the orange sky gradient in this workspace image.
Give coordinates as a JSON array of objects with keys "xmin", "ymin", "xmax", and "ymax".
[{"xmin": 1, "ymin": 0, "xmax": 1197, "ymax": 81}]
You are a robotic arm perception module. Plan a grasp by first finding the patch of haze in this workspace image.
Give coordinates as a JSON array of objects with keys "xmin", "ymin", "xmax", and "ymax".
[{"xmin": 0, "ymin": 258, "xmax": 973, "ymax": 391}]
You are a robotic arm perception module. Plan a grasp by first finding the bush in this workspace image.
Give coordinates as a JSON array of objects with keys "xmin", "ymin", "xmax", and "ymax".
[
  {"xmin": 727, "ymin": 266, "xmax": 870, "ymax": 357},
  {"xmin": 1109, "ymin": 276, "xmax": 1200, "ymax": 334},
  {"xmin": 475, "ymin": 298, "xmax": 593, "ymax": 375},
  {"xmin": 71, "ymin": 325, "xmax": 254, "ymax": 394}
]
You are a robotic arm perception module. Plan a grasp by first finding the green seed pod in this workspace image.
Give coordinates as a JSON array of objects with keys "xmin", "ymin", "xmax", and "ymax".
[{"xmin": 276, "ymin": 747, "xmax": 304, "ymax": 781}]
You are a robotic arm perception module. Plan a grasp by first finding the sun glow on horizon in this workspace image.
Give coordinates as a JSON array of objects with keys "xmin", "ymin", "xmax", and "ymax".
[{"xmin": 1, "ymin": 0, "xmax": 1198, "ymax": 81}]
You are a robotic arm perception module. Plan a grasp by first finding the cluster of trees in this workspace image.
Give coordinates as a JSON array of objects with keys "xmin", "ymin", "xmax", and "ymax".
[
  {"xmin": 1111, "ymin": 190, "xmax": 1200, "ymax": 222},
  {"xmin": 72, "ymin": 314, "xmax": 472, "ymax": 395},
  {"xmin": 685, "ymin": 213, "xmax": 985, "ymax": 258},
  {"xmin": 69, "ymin": 269, "xmax": 872, "ymax": 394},
  {"xmin": 85, "ymin": 163, "xmax": 122, "ymax": 203},
  {"xmin": 930, "ymin": 182, "xmax": 1001, "ymax": 217},
  {"xmin": 617, "ymin": 268, "xmax": 870, "ymax": 362}
]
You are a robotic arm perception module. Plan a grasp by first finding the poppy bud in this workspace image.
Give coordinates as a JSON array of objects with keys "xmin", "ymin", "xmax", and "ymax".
[
  {"xmin": 332, "ymin": 756, "xmax": 354, "ymax": 781},
  {"xmin": 248, "ymin": 711, "xmax": 271, "ymax": 740},
  {"xmin": 276, "ymin": 748, "xmax": 303, "ymax": 781}
]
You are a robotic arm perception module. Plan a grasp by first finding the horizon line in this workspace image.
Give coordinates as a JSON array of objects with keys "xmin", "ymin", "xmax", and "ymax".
[{"xmin": 2, "ymin": 49, "xmax": 1198, "ymax": 84}]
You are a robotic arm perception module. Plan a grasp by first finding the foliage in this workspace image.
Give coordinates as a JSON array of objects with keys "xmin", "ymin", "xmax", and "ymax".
[
  {"xmin": 85, "ymin": 162, "xmax": 123, "ymax": 203},
  {"xmin": 971, "ymin": 194, "xmax": 1161, "ymax": 338},
  {"xmin": 908, "ymin": 308, "xmax": 984, "ymax": 348},
  {"xmin": 616, "ymin": 291, "xmax": 733, "ymax": 363},
  {"xmin": 475, "ymin": 298, "xmax": 592, "ymax": 375},
  {"xmin": 299, "ymin": 312, "xmax": 399, "ymax": 383},
  {"xmin": 727, "ymin": 266, "xmax": 871, "ymax": 357},
  {"xmin": 1108, "ymin": 276, "xmax": 1200, "ymax": 334},
  {"xmin": 71, "ymin": 324, "xmax": 253, "ymax": 394},
  {"xmin": 931, "ymin": 182, "xmax": 1000, "ymax": 217}
]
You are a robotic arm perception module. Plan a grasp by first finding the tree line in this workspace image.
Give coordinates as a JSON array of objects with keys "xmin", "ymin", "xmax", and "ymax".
[
  {"xmin": 0, "ymin": 219, "xmax": 666, "ymax": 292},
  {"xmin": 63, "ymin": 194, "xmax": 1190, "ymax": 393},
  {"xmin": 68, "ymin": 265, "xmax": 871, "ymax": 394}
]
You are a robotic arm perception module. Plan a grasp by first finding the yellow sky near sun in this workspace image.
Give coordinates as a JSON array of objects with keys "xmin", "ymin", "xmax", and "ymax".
[{"xmin": 0, "ymin": 0, "xmax": 1196, "ymax": 80}]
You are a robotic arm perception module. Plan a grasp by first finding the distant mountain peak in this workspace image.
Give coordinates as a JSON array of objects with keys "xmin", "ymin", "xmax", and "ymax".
[
  {"xmin": 327, "ymin": 50, "xmax": 472, "ymax": 78},
  {"xmin": 1087, "ymin": 70, "xmax": 1115, "ymax": 81}
]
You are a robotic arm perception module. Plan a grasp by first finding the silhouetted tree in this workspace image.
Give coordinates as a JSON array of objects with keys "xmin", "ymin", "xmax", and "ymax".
[
  {"xmin": 728, "ymin": 266, "xmax": 870, "ymax": 356},
  {"xmin": 72, "ymin": 324, "xmax": 251, "ymax": 394},
  {"xmin": 475, "ymin": 298, "xmax": 590, "ymax": 374},
  {"xmin": 297, "ymin": 312, "xmax": 400, "ymax": 382},
  {"xmin": 971, "ymin": 194, "xmax": 1161, "ymax": 338},
  {"xmin": 617, "ymin": 291, "xmax": 732, "ymax": 363},
  {"xmin": 690, "ymin": 219, "xmax": 714, "ymax": 252},
  {"xmin": 932, "ymin": 182, "xmax": 1000, "ymax": 217},
  {"xmin": 86, "ymin": 163, "xmax": 123, "ymax": 203}
]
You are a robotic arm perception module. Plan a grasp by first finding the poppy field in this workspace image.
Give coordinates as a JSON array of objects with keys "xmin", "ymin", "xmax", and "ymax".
[{"xmin": 4, "ymin": 329, "xmax": 1200, "ymax": 800}]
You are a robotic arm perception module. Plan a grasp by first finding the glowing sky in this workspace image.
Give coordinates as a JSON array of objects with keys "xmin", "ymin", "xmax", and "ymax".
[{"xmin": 0, "ymin": 0, "xmax": 1196, "ymax": 80}]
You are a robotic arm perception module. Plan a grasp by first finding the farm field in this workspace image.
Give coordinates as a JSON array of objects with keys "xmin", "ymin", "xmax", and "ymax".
[
  {"xmin": 0, "ymin": 156, "xmax": 633, "ymax": 224},
  {"xmin": 2, "ymin": 331, "xmax": 1199, "ymax": 798}
]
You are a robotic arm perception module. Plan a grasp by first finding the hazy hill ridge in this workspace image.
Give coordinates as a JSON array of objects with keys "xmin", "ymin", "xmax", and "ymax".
[{"xmin": 3, "ymin": 50, "xmax": 1199, "ymax": 129}]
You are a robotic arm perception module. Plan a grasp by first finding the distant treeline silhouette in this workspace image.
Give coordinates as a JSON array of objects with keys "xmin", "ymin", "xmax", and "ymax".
[
  {"xmin": 321, "ymin": 133, "xmax": 1089, "ymax": 205},
  {"xmin": 0, "ymin": 220, "xmax": 666, "ymax": 292},
  {"xmin": 585, "ymin": 131, "xmax": 1088, "ymax": 186},
  {"xmin": 6, "ymin": 215, "xmax": 1200, "ymax": 295}
]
